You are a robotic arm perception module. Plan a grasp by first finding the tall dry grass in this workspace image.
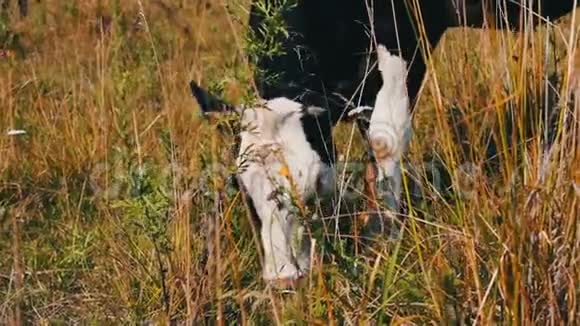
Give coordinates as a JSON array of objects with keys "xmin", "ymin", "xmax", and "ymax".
[{"xmin": 0, "ymin": 0, "xmax": 578, "ymax": 324}]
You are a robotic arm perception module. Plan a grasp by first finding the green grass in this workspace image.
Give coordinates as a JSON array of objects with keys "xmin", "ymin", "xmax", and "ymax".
[{"xmin": 1, "ymin": 0, "xmax": 578, "ymax": 324}]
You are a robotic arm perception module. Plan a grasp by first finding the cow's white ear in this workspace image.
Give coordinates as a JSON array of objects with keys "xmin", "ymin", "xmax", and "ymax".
[{"xmin": 189, "ymin": 80, "xmax": 239, "ymax": 115}]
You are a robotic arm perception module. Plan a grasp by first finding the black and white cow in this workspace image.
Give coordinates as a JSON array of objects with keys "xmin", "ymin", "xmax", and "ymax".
[{"xmin": 190, "ymin": 1, "xmax": 578, "ymax": 286}]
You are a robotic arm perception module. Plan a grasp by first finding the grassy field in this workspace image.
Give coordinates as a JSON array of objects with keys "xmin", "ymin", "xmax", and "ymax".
[{"xmin": 1, "ymin": 0, "xmax": 578, "ymax": 324}]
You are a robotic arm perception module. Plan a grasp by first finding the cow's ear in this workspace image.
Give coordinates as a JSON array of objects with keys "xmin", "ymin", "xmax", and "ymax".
[{"xmin": 189, "ymin": 81, "xmax": 237, "ymax": 114}]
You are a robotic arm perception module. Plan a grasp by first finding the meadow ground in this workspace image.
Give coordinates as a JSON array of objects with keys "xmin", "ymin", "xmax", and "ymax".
[{"xmin": 0, "ymin": 0, "xmax": 578, "ymax": 324}]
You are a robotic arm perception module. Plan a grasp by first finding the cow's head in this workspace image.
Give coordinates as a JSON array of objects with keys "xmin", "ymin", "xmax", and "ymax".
[{"xmin": 190, "ymin": 81, "xmax": 336, "ymax": 284}]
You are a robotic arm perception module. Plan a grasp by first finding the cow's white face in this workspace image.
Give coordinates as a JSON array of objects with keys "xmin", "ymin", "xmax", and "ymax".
[
  {"xmin": 189, "ymin": 81, "xmax": 336, "ymax": 284},
  {"xmin": 236, "ymin": 97, "xmax": 335, "ymax": 282}
]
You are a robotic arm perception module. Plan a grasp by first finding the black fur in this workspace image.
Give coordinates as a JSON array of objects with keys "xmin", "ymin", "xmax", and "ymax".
[
  {"xmin": 299, "ymin": 107, "xmax": 336, "ymax": 164},
  {"xmin": 248, "ymin": 0, "xmax": 578, "ymax": 117}
]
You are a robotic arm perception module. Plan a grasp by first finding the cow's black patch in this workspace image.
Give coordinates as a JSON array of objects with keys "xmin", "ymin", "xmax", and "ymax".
[{"xmin": 299, "ymin": 106, "xmax": 335, "ymax": 165}]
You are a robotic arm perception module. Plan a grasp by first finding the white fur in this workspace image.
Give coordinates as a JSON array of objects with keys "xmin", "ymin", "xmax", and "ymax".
[
  {"xmin": 367, "ymin": 45, "xmax": 412, "ymax": 231},
  {"xmin": 237, "ymin": 97, "xmax": 334, "ymax": 281}
]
